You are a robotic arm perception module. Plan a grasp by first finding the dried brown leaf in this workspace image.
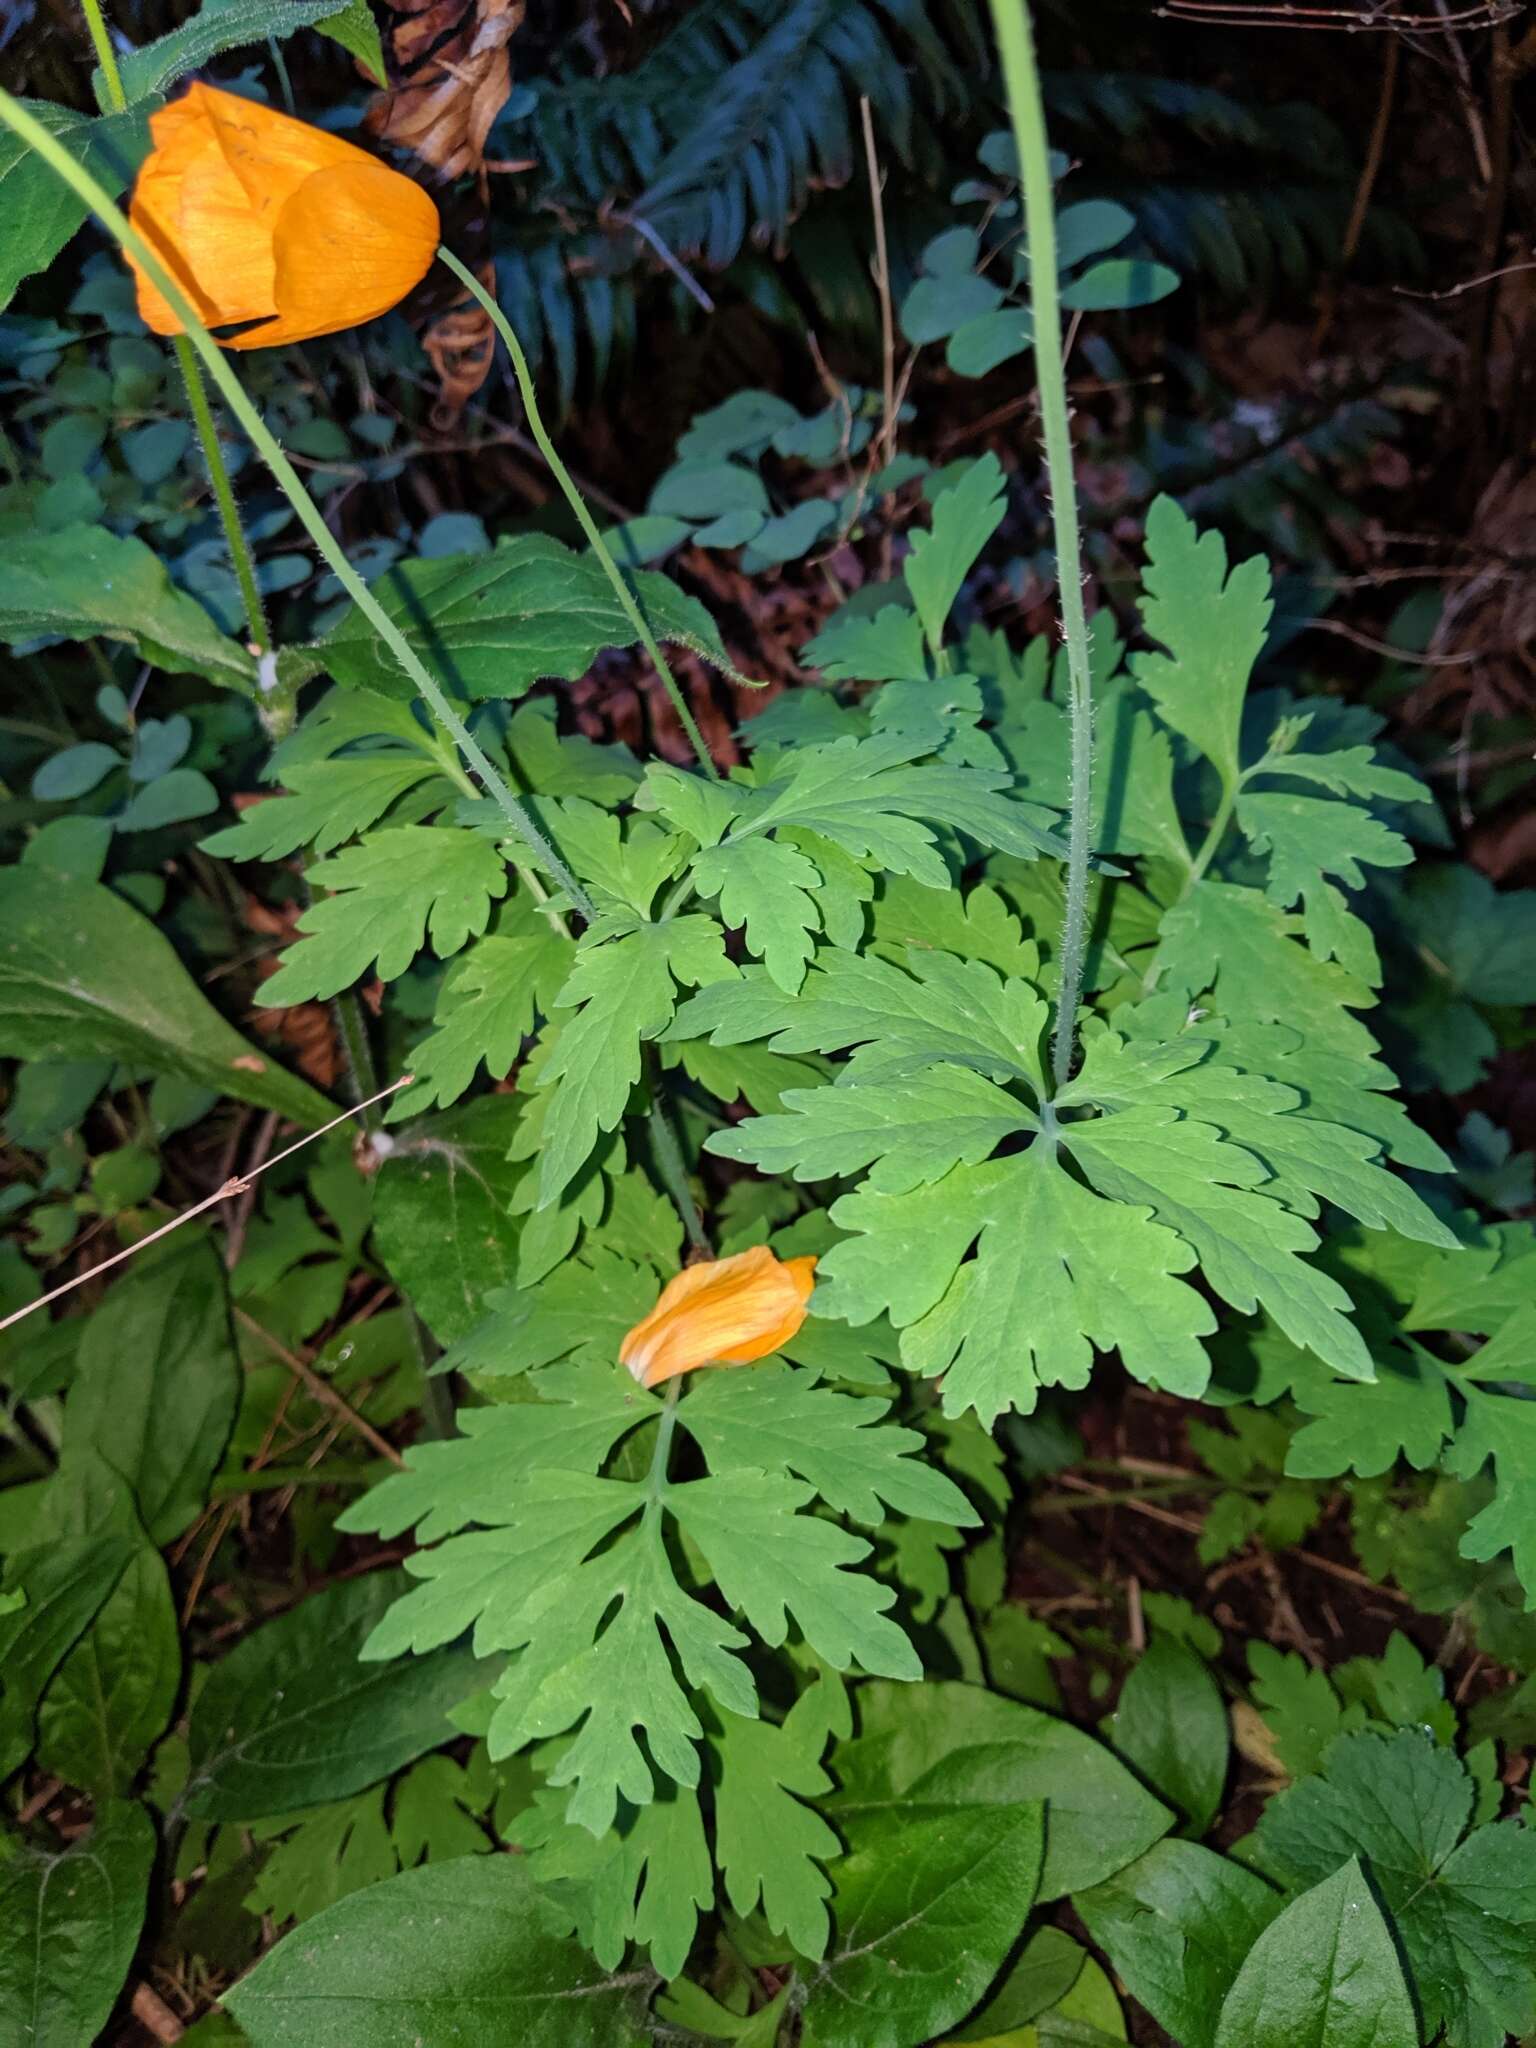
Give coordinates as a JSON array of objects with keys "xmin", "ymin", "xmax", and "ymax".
[{"xmin": 366, "ymin": 0, "xmax": 525, "ymax": 180}]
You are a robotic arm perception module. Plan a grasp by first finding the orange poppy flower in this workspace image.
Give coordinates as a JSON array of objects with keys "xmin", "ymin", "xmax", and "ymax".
[
  {"xmin": 620, "ymin": 1247, "xmax": 818, "ymax": 1391},
  {"xmin": 125, "ymin": 82, "xmax": 440, "ymax": 350}
]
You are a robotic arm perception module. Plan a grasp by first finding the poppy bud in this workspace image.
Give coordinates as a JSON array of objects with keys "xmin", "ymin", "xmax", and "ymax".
[
  {"xmin": 126, "ymin": 82, "xmax": 440, "ymax": 350},
  {"xmin": 619, "ymin": 1247, "xmax": 818, "ymax": 1390}
]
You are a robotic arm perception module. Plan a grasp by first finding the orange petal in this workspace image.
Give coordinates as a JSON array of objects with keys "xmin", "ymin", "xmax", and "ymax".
[
  {"xmin": 198, "ymin": 82, "xmax": 365, "ymax": 215},
  {"xmin": 619, "ymin": 1247, "xmax": 818, "ymax": 1390},
  {"xmin": 227, "ymin": 159, "xmax": 440, "ymax": 350},
  {"xmin": 123, "ymin": 83, "xmax": 439, "ymax": 346},
  {"xmin": 126, "ymin": 98, "xmax": 233, "ymax": 333},
  {"xmin": 168, "ymin": 128, "xmax": 281, "ymax": 330}
]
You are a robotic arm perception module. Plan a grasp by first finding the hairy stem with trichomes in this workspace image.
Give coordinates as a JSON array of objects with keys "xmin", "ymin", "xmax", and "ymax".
[
  {"xmin": 989, "ymin": 0, "xmax": 1097, "ymax": 1090},
  {"xmin": 0, "ymin": 87, "xmax": 597, "ymax": 924},
  {"xmin": 436, "ymin": 246, "xmax": 722, "ymax": 784},
  {"xmin": 80, "ymin": 0, "xmax": 272, "ymax": 662}
]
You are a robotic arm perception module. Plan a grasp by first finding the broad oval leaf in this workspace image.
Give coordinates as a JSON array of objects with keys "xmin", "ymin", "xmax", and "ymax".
[
  {"xmin": 61, "ymin": 1238, "xmax": 239, "ymax": 1547},
  {"xmin": 111, "ymin": 0, "xmax": 363, "ymax": 103},
  {"xmin": 223, "ymin": 1853, "xmax": 650, "ymax": 2046},
  {"xmin": 0, "ymin": 864, "xmax": 333, "ymax": 1126},
  {"xmin": 182, "ymin": 1573, "xmax": 489, "ymax": 1820},
  {"xmin": 0, "ymin": 104, "xmax": 150, "ymax": 311},
  {"xmin": 1076, "ymin": 1837, "xmax": 1283, "ymax": 2048},
  {"xmin": 830, "ymin": 1680, "xmax": 1171, "ymax": 1899},
  {"xmin": 36, "ymin": 1540, "xmax": 180, "ymax": 1799},
  {"xmin": 0, "ymin": 1801, "xmax": 155, "ymax": 2048},
  {"xmin": 800, "ymin": 1797, "xmax": 1044, "ymax": 2048},
  {"xmin": 1214, "ymin": 1857, "xmax": 1416, "ymax": 2048},
  {"xmin": 372, "ymin": 1096, "xmax": 525, "ymax": 1342},
  {"xmin": 0, "ymin": 1529, "xmax": 138, "ymax": 1783},
  {"xmin": 1110, "ymin": 1635, "xmax": 1230, "ymax": 1834},
  {"xmin": 319, "ymin": 536, "xmax": 733, "ymax": 702},
  {"xmin": 0, "ymin": 526, "xmax": 256, "ymax": 691},
  {"xmin": 1060, "ymin": 257, "xmax": 1180, "ymax": 310}
]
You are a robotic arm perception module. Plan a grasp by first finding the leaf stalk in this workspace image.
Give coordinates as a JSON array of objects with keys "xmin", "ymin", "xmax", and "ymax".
[{"xmin": 436, "ymin": 246, "xmax": 723, "ymax": 785}]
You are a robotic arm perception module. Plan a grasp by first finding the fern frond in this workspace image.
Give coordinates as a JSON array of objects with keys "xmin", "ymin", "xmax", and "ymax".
[{"xmin": 503, "ymin": 0, "xmax": 979, "ymax": 265}]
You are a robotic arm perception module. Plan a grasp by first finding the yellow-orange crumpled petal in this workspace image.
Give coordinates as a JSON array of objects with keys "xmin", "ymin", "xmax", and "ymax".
[
  {"xmin": 619, "ymin": 1247, "xmax": 817, "ymax": 1390},
  {"xmin": 239, "ymin": 160, "xmax": 441, "ymax": 349},
  {"xmin": 125, "ymin": 82, "xmax": 440, "ymax": 349}
]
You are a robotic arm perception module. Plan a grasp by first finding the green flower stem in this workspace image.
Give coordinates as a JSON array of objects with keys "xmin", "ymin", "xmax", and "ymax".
[
  {"xmin": 422, "ymin": 737, "xmax": 573, "ymax": 939},
  {"xmin": 78, "ymin": 0, "xmax": 272, "ymax": 660},
  {"xmin": 0, "ymin": 86, "xmax": 598, "ymax": 925},
  {"xmin": 78, "ymin": 0, "xmax": 125, "ymax": 111},
  {"xmin": 990, "ymin": 0, "xmax": 1096, "ymax": 1090},
  {"xmin": 334, "ymin": 984, "xmax": 380, "ymax": 1114},
  {"xmin": 410, "ymin": 1312, "xmax": 458, "ymax": 1442},
  {"xmin": 172, "ymin": 334, "xmax": 271, "ymax": 656},
  {"xmin": 646, "ymin": 1062, "xmax": 710, "ymax": 1257},
  {"xmin": 436, "ymin": 245, "xmax": 723, "ymax": 784},
  {"xmin": 645, "ymin": 1376, "xmax": 685, "ymax": 1518}
]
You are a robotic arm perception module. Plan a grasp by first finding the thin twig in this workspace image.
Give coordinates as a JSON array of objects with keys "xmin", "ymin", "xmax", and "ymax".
[
  {"xmin": 1125, "ymin": 1575, "xmax": 1146, "ymax": 1652},
  {"xmin": 1398, "ymin": 252, "xmax": 1536, "ymax": 300},
  {"xmin": 1162, "ymin": 0, "xmax": 1515, "ymax": 26},
  {"xmin": 0, "ymin": 1077, "xmax": 413, "ymax": 1336},
  {"xmin": 1434, "ymin": 0, "xmax": 1493, "ymax": 179},
  {"xmin": 860, "ymin": 96, "xmax": 898, "ymax": 478},
  {"xmin": 1303, "ymin": 616, "xmax": 1486, "ymax": 663},
  {"xmin": 234, "ymin": 1309, "xmax": 406, "ymax": 1468},
  {"xmin": 181, "ymin": 1498, "xmax": 239, "ymax": 1626},
  {"xmin": 1312, "ymin": 31, "xmax": 1400, "ymax": 349},
  {"xmin": 1460, "ymin": 13, "xmax": 1514, "ymax": 493},
  {"xmin": 222, "ymin": 1109, "xmax": 278, "ymax": 1270},
  {"xmin": 130, "ymin": 1984, "xmax": 185, "ymax": 2044}
]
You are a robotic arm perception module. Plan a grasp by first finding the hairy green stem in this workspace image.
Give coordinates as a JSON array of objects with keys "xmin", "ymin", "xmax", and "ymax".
[
  {"xmin": 437, "ymin": 246, "xmax": 722, "ymax": 784},
  {"xmin": 333, "ymin": 986, "xmax": 379, "ymax": 1116},
  {"xmin": 646, "ymin": 1059, "xmax": 710, "ymax": 1257},
  {"xmin": 78, "ymin": 0, "xmax": 125, "ymax": 109},
  {"xmin": 0, "ymin": 87, "xmax": 598, "ymax": 925},
  {"xmin": 80, "ymin": 1, "xmax": 272, "ymax": 660},
  {"xmin": 411, "ymin": 1311, "xmax": 458, "ymax": 1442},
  {"xmin": 990, "ymin": 0, "xmax": 1096, "ymax": 1090},
  {"xmin": 173, "ymin": 335, "xmax": 271, "ymax": 655}
]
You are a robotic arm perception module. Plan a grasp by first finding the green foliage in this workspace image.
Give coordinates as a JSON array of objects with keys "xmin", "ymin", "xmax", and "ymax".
[
  {"xmin": 104, "ymin": 0, "xmax": 373, "ymax": 106},
  {"xmin": 1110, "ymin": 1634, "xmax": 1228, "ymax": 1835},
  {"xmin": 0, "ymin": 524, "xmax": 257, "ymax": 692},
  {"xmin": 4, "ymin": 22, "xmax": 1533, "ymax": 2043},
  {"xmin": 0, "ymin": 105, "xmax": 150, "ymax": 311},
  {"xmin": 1077, "ymin": 1839, "xmax": 1282, "ymax": 2048},
  {"xmin": 60, "ymin": 1240, "xmax": 238, "ymax": 1545},
  {"xmin": 487, "ymin": 0, "xmax": 983, "ymax": 398},
  {"xmin": 182, "ymin": 1576, "xmax": 490, "ymax": 1822},
  {"xmin": 1043, "ymin": 68, "xmax": 1422, "ymax": 301},
  {"xmin": 0, "ymin": 1801, "xmax": 156, "ymax": 2048},
  {"xmin": 259, "ymin": 827, "xmax": 512, "ymax": 1005},
  {"xmin": 899, "ymin": 136, "xmax": 1180, "ymax": 371},
  {"xmin": 1259, "ymin": 1728, "xmax": 1536, "ymax": 2048},
  {"xmin": 224, "ymin": 1855, "xmax": 651, "ymax": 2046},
  {"xmin": 0, "ymin": 861, "xmax": 333, "ymax": 1126},
  {"xmin": 339, "ymin": 1354, "xmax": 966, "ymax": 1841},
  {"xmin": 1214, "ymin": 1858, "xmax": 1415, "ymax": 2048},
  {"xmin": 799, "ymin": 1795, "xmax": 1044, "ymax": 2048},
  {"xmin": 318, "ymin": 537, "xmax": 738, "ymax": 703}
]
